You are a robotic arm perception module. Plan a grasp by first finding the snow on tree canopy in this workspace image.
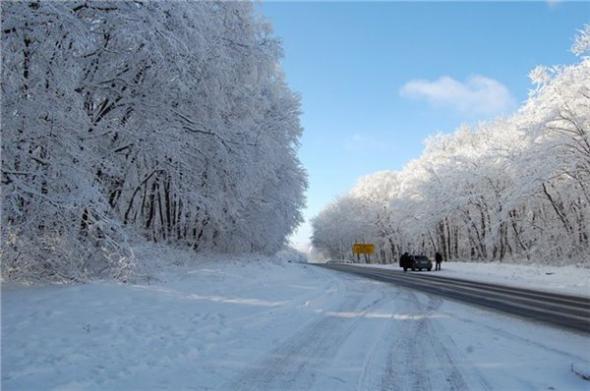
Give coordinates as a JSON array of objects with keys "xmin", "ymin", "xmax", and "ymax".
[
  {"xmin": 312, "ymin": 26, "xmax": 590, "ymax": 266},
  {"xmin": 1, "ymin": 1, "xmax": 306, "ymax": 282}
]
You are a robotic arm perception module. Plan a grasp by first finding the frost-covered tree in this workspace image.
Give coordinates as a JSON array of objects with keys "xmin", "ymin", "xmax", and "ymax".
[
  {"xmin": 1, "ymin": 1, "xmax": 306, "ymax": 281},
  {"xmin": 312, "ymin": 26, "xmax": 589, "ymax": 266}
]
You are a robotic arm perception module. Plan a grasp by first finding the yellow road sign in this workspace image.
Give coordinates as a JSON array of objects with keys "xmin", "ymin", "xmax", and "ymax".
[{"xmin": 352, "ymin": 243, "xmax": 375, "ymax": 255}]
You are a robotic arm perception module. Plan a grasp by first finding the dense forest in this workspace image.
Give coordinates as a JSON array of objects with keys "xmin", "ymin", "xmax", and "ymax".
[
  {"xmin": 1, "ymin": 2, "xmax": 306, "ymax": 281},
  {"xmin": 312, "ymin": 26, "xmax": 590, "ymax": 266}
]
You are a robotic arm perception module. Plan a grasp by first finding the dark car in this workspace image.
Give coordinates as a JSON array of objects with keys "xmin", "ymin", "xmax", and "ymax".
[{"xmin": 409, "ymin": 255, "xmax": 432, "ymax": 271}]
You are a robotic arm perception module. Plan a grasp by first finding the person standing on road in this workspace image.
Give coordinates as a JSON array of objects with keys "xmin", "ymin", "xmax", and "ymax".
[
  {"xmin": 435, "ymin": 252, "xmax": 443, "ymax": 271},
  {"xmin": 400, "ymin": 252, "xmax": 410, "ymax": 272}
]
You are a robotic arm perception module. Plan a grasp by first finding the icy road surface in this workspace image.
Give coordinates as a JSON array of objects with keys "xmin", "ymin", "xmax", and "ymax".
[{"xmin": 2, "ymin": 255, "xmax": 589, "ymax": 390}]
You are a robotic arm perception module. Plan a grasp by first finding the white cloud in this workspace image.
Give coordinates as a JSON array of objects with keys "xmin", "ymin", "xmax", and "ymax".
[
  {"xmin": 400, "ymin": 75, "xmax": 516, "ymax": 116},
  {"xmin": 546, "ymin": 0, "xmax": 562, "ymax": 8}
]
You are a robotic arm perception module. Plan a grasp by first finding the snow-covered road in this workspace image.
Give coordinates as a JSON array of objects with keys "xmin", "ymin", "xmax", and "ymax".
[{"xmin": 2, "ymin": 254, "xmax": 589, "ymax": 390}]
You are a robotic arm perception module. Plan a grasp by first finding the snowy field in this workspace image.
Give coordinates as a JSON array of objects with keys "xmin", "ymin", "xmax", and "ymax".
[
  {"xmin": 351, "ymin": 260, "xmax": 590, "ymax": 297},
  {"xmin": 2, "ymin": 249, "xmax": 589, "ymax": 391}
]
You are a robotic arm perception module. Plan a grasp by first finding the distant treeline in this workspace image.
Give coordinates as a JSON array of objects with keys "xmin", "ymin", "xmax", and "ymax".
[{"xmin": 312, "ymin": 26, "xmax": 590, "ymax": 266}]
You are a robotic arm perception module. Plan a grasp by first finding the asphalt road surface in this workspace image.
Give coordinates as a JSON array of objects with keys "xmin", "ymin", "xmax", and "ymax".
[{"xmin": 319, "ymin": 263, "xmax": 590, "ymax": 334}]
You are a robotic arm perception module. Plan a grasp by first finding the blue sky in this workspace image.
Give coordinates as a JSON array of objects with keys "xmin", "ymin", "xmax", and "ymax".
[{"xmin": 257, "ymin": 1, "xmax": 590, "ymax": 251}]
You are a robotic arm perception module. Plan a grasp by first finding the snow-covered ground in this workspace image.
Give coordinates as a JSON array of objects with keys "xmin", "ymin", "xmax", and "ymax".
[
  {"xmin": 350, "ymin": 260, "xmax": 590, "ymax": 297},
  {"xmin": 2, "ymin": 248, "xmax": 589, "ymax": 390}
]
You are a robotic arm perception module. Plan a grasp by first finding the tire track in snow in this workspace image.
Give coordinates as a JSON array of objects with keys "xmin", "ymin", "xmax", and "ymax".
[
  {"xmin": 197, "ymin": 265, "xmax": 348, "ymax": 354},
  {"xmin": 401, "ymin": 291, "xmax": 437, "ymax": 391},
  {"xmin": 225, "ymin": 289, "xmax": 388, "ymax": 391},
  {"xmin": 442, "ymin": 310, "xmax": 589, "ymax": 363},
  {"xmin": 224, "ymin": 272, "xmax": 494, "ymax": 391},
  {"xmin": 375, "ymin": 289, "xmax": 491, "ymax": 391},
  {"xmin": 405, "ymin": 291, "xmax": 492, "ymax": 391},
  {"xmin": 353, "ymin": 287, "xmax": 418, "ymax": 391},
  {"xmin": 347, "ymin": 289, "xmax": 434, "ymax": 391}
]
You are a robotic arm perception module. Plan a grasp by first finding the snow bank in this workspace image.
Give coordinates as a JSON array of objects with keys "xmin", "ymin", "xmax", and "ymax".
[
  {"xmin": 352, "ymin": 260, "xmax": 590, "ymax": 297},
  {"xmin": 1, "ymin": 247, "xmax": 318, "ymax": 391},
  {"xmin": 438, "ymin": 261, "xmax": 590, "ymax": 297}
]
